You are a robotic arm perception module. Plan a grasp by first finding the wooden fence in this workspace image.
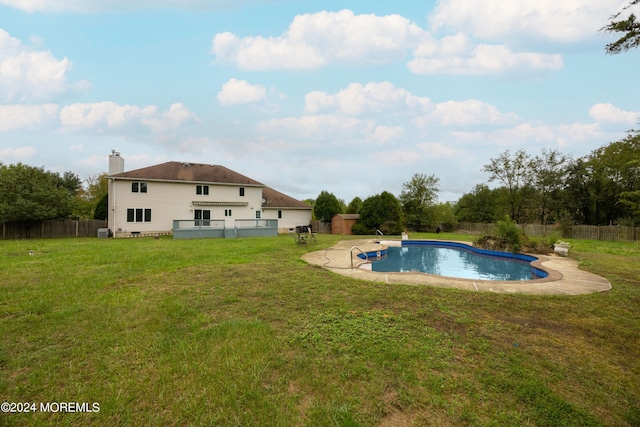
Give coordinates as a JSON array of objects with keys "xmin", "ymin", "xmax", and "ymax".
[
  {"xmin": 311, "ymin": 220, "xmax": 331, "ymax": 234},
  {"xmin": 1, "ymin": 219, "xmax": 108, "ymax": 240},
  {"xmin": 456, "ymin": 222, "xmax": 640, "ymax": 242}
]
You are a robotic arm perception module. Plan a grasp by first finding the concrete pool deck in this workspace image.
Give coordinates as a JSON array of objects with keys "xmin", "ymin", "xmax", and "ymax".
[{"xmin": 301, "ymin": 239, "xmax": 612, "ymax": 295}]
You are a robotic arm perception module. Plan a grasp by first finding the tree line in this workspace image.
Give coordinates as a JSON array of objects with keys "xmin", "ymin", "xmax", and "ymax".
[
  {"xmin": 312, "ymin": 131, "xmax": 640, "ymax": 234},
  {"xmin": 2, "ymin": 132, "xmax": 637, "ymax": 230},
  {"xmin": 0, "ymin": 163, "xmax": 108, "ymax": 223}
]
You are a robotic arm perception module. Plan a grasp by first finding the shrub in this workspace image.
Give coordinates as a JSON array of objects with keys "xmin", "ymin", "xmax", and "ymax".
[
  {"xmin": 379, "ymin": 220, "xmax": 403, "ymax": 235},
  {"xmin": 494, "ymin": 215, "xmax": 524, "ymax": 252},
  {"xmin": 525, "ymin": 237, "xmax": 553, "ymax": 254},
  {"xmin": 351, "ymin": 222, "xmax": 372, "ymax": 235},
  {"xmin": 558, "ymin": 210, "xmax": 574, "ymax": 238}
]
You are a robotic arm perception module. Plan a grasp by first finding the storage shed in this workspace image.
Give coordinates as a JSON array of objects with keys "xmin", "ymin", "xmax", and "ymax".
[{"xmin": 331, "ymin": 214, "xmax": 360, "ymax": 235}]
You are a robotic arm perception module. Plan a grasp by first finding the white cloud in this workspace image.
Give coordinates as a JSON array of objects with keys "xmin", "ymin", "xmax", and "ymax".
[
  {"xmin": 212, "ymin": 9, "xmax": 425, "ymax": 70},
  {"xmin": 369, "ymin": 142, "xmax": 459, "ymax": 165},
  {"xmin": 409, "ymin": 43, "xmax": 563, "ymax": 76},
  {"xmin": 217, "ymin": 78, "xmax": 267, "ymax": 105},
  {"xmin": 141, "ymin": 103, "xmax": 200, "ymax": 133},
  {"xmin": 176, "ymin": 136, "xmax": 212, "ymax": 153},
  {"xmin": 305, "ymin": 81, "xmax": 431, "ymax": 115},
  {"xmin": 59, "ymin": 101, "xmax": 199, "ymax": 133},
  {"xmin": 0, "ymin": 104, "xmax": 58, "ymax": 131},
  {"xmin": 257, "ymin": 114, "xmax": 408, "ymax": 148},
  {"xmin": 0, "ymin": 146, "xmax": 36, "ymax": 161},
  {"xmin": 0, "ymin": 29, "xmax": 73, "ymax": 101},
  {"xmin": 589, "ymin": 103, "xmax": 640, "ymax": 124},
  {"xmin": 416, "ymin": 141, "xmax": 459, "ymax": 158},
  {"xmin": 428, "ymin": 0, "xmax": 627, "ymax": 45},
  {"xmin": 371, "ymin": 126, "xmax": 405, "ymax": 145},
  {"xmin": 211, "ymin": 8, "xmax": 569, "ymax": 77},
  {"xmin": 258, "ymin": 114, "xmax": 376, "ymax": 142},
  {"xmin": 59, "ymin": 102, "xmax": 157, "ymax": 129},
  {"xmin": 369, "ymin": 149, "xmax": 420, "ymax": 165},
  {"xmin": 452, "ymin": 122, "xmax": 604, "ymax": 149},
  {"xmin": 415, "ymin": 99, "xmax": 519, "ymax": 127}
]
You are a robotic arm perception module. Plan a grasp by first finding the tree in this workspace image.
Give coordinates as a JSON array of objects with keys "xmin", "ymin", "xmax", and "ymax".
[
  {"xmin": 303, "ymin": 199, "xmax": 316, "ymax": 220},
  {"xmin": 619, "ymin": 187, "xmax": 640, "ymax": 224},
  {"xmin": 60, "ymin": 171, "xmax": 82, "ymax": 196},
  {"xmin": 314, "ymin": 190, "xmax": 342, "ymax": 223},
  {"xmin": 455, "ymin": 184, "xmax": 502, "ymax": 223},
  {"xmin": 0, "ymin": 163, "xmax": 75, "ymax": 222},
  {"xmin": 84, "ymin": 173, "xmax": 109, "ymax": 201},
  {"xmin": 346, "ymin": 196, "xmax": 363, "ymax": 214},
  {"xmin": 602, "ymin": 0, "xmax": 640, "ymax": 54},
  {"xmin": 563, "ymin": 158, "xmax": 595, "ymax": 224},
  {"xmin": 73, "ymin": 173, "xmax": 109, "ymax": 219},
  {"xmin": 93, "ymin": 193, "xmax": 109, "ymax": 220},
  {"xmin": 355, "ymin": 191, "xmax": 404, "ymax": 234},
  {"xmin": 432, "ymin": 202, "xmax": 457, "ymax": 232},
  {"xmin": 399, "ymin": 173, "xmax": 440, "ymax": 231},
  {"xmin": 483, "ymin": 149, "xmax": 536, "ymax": 223},
  {"xmin": 563, "ymin": 132, "xmax": 640, "ymax": 225},
  {"xmin": 532, "ymin": 149, "xmax": 569, "ymax": 224}
]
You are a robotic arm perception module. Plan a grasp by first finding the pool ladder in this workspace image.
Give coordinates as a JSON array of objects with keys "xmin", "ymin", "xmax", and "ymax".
[{"xmin": 350, "ymin": 246, "xmax": 370, "ymax": 270}]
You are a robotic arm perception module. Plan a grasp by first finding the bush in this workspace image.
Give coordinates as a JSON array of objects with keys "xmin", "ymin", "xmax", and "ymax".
[
  {"xmin": 558, "ymin": 210, "xmax": 574, "ymax": 238},
  {"xmin": 525, "ymin": 237, "xmax": 553, "ymax": 254},
  {"xmin": 351, "ymin": 222, "xmax": 372, "ymax": 235},
  {"xmin": 494, "ymin": 215, "xmax": 522, "ymax": 250},
  {"xmin": 379, "ymin": 220, "xmax": 403, "ymax": 235}
]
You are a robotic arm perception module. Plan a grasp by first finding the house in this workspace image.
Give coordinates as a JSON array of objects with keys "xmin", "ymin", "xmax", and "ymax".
[
  {"xmin": 107, "ymin": 151, "xmax": 312, "ymax": 238},
  {"xmin": 331, "ymin": 214, "xmax": 360, "ymax": 235}
]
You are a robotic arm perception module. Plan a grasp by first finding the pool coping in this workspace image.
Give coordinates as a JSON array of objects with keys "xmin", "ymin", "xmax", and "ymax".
[{"xmin": 301, "ymin": 239, "xmax": 612, "ymax": 295}]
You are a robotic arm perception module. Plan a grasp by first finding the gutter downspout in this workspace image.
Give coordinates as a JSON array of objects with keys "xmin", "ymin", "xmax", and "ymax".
[{"xmin": 110, "ymin": 177, "xmax": 117, "ymax": 236}]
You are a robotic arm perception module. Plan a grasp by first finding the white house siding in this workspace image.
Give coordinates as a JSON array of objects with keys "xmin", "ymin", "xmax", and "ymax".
[
  {"xmin": 109, "ymin": 179, "xmax": 263, "ymax": 237},
  {"xmin": 263, "ymin": 208, "xmax": 312, "ymax": 233}
]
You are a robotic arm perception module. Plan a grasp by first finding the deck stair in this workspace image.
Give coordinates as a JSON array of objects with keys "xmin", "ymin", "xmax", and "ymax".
[{"xmin": 224, "ymin": 228, "xmax": 237, "ymax": 238}]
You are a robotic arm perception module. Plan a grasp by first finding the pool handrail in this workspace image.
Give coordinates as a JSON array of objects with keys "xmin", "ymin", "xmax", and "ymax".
[{"xmin": 350, "ymin": 246, "xmax": 369, "ymax": 270}]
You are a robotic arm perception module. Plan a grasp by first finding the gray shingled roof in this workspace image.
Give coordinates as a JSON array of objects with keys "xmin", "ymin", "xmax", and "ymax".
[
  {"xmin": 110, "ymin": 162, "xmax": 263, "ymax": 186},
  {"xmin": 262, "ymin": 186, "xmax": 312, "ymax": 210},
  {"xmin": 111, "ymin": 161, "xmax": 311, "ymax": 209}
]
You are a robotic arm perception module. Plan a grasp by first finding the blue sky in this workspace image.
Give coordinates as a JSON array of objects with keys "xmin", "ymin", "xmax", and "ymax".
[{"xmin": 1, "ymin": 0, "xmax": 638, "ymax": 203}]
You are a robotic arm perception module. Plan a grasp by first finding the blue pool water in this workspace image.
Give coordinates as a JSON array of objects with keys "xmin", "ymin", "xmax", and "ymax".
[{"xmin": 368, "ymin": 241, "xmax": 547, "ymax": 281}]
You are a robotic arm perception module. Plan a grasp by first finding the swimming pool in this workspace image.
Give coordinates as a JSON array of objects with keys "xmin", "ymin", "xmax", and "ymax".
[{"xmin": 363, "ymin": 241, "xmax": 548, "ymax": 281}]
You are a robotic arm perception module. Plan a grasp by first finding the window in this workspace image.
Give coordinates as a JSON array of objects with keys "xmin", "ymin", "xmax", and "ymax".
[
  {"xmin": 127, "ymin": 208, "xmax": 152, "ymax": 223},
  {"xmin": 239, "ymin": 187, "xmax": 245, "ymax": 197},
  {"xmin": 132, "ymin": 182, "xmax": 147, "ymax": 193},
  {"xmin": 194, "ymin": 209, "xmax": 210, "ymax": 226},
  {"xmin": 255, "ymin": 211, "xmax": 261, "ymax": 219},
  {"xmin": 278, "ymin": 210, "xmax": 282, "ymax": 219},
  {"xmin": 196, "ymin": 185, "xmax": 209, "ymax": 195},
  {"xmin": 225, "ymin": 209, "xmax": 232, "ymax": 217}
]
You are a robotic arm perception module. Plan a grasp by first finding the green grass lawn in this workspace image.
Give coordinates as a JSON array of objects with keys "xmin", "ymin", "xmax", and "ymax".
[{"xmin": 1, "ymin": 233, "xmax": 639, "ymax": 426}]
